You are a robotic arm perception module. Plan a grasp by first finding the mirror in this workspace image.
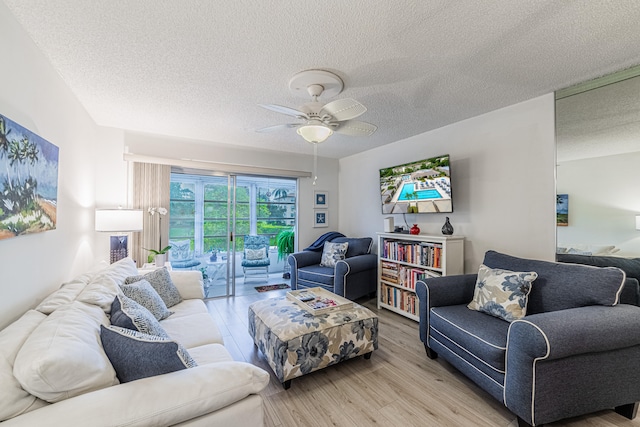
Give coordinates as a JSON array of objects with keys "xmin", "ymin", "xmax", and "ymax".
[{"xmin": 555, "ymin": 67, "xmax": 640, "ymax": 257}]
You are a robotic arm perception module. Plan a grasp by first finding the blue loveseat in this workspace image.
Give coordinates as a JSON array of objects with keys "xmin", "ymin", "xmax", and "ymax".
[
  {"xmin": 288, "ymin": 237, "xmax": 377, "ymax": 301},
  {"xmin": 416, "ymin": 250, "xmax": 640, "ymax": 426}
]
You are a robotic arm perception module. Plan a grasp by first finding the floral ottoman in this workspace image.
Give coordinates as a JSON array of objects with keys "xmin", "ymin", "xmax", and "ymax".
[{"xmin": 248, "ymin": 297, "xmax": 378, "ymax": 389}]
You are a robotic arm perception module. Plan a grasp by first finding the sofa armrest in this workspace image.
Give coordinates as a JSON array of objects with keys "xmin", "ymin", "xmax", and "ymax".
[
  {"xmin": 415, "ymin": 274, "xmax": 477, "ymax": 344},
  {"xmin": 2, "ymin": 362, "xmax": 269, "ymax": 427},
  {"xmin": 169, "ymin": 270, "xmax": 204, "ymax": 300}
]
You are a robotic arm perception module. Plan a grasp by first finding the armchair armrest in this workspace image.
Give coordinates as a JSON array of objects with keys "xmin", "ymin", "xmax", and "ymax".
[
  {"xmin": 288, "ymin": 251, "xmax": 322, "ymax": 268},
  {"xmin": 288, "ymin": 251, "xmax": 323, "ymax": 290},
  {"xmin": 508, "ymin": 304, "xmax": 640, "ymax": 361},
  {"xmin": 2, "ymin": 362, "xmax": 269, "ymax": 427},
  {"xmin": 335, "ymin": 254, "xmax": 377, "ymax": 277},
  {"xmin": 416, "ymin": 274, "xmax": 477, "ymax": 343},
  {"xmin": 505, "ymin": 304, "xmax": 640, "ymax": 425}
]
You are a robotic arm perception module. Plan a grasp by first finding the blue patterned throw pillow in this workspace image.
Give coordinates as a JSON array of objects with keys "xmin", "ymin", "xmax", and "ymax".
[
  {"xmin": 125, "ymin": 267, "xmax": 182, "ymax": 308},
  {"xmin": 110, "ymin": 294, "xmax": 169, "ymax": 338},
  {"xmin": 319, "ymin": 241, "xmax": 349, "ymax": 268},
  {"xmin": 100, "ymin": 325, "xmax": 197, "ymax": 383},
  {"xmin": 467, "ymin": 264, "xmax": 538, "ymax": 322},
  {"xmin": 120, "ymin": 279, "xmax": 173, "ymax": 320}
]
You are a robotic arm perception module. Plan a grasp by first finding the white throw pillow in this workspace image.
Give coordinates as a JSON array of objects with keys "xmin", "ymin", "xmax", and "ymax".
[
  {"xmin": 245, "ymin": 247, "xmax": 266, "ymax": 260},
  {"xmin": 320, "ymin": 241, "xmax": 349, "ymax": 268},
  {"xmin": 13, "ymin": 301, "xmax": 119, "ymax": 403}
]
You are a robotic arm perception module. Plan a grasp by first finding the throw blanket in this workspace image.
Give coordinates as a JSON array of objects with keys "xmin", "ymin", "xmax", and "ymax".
[{"xmin": 304, "ymin": 231, "xmax": 346, "ymax": 251}]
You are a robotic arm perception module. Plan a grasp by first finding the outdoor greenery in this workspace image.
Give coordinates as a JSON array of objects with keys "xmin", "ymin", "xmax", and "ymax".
[{"xmin": 169, "ymin": 176, "xmax": 296, "ymax": 255}]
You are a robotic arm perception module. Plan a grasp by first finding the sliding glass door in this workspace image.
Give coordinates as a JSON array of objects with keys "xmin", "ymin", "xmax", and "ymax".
[{"xmin": 169, "ymin": 172, "xmax": 296, "ymax": 298}]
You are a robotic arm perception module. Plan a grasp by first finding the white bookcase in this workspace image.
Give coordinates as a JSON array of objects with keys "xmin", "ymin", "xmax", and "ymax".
[{"xmin": 377, "ymin": 232, "xmax": 464, "ymax": 321}]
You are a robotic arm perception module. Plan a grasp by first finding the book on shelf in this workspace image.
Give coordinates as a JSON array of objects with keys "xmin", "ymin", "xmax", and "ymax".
[{"xmin": 382, "ymin": 238, "xmax": 443, "ymax": 269}]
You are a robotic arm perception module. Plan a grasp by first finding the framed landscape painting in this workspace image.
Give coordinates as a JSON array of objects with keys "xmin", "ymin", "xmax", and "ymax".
[
  {"xmin": 556, "ymin": 194, "xmax": 568, "ymax": 226},
  {"xmin": 0, "ymin": 114, "xmax": 59, "ymax": 240}
]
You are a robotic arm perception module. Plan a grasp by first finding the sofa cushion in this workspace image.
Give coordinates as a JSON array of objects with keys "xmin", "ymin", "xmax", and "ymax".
[
  {"xmin": 483, "ymin": 250, "xmax": 626, "ymax": 314},
  {"xmin": 187, "ymin": 343, "xmax": 234, "ymax": 365},
  {"xmin": 430, "ymin": 305, "xmax": 509, "ymax": 383},
  {"xmin": 100, "ymin": 325, "xmax": 197, "ymax": 383},
  {"xmin": 169, "ymin": 299, "xmax": 209, "ymax": 318},
  {"xmin": 320, "ymin": 241, "xmax": 348, "ymax": 267},
  {"xmin": 35, "ymin": 273, "xmax": 93, "ymax": 314},
  {"xmin": 0, "ymin": 310, "xmax": 49, "ymax": 422},
  {"xmin": 125, "ymin": 267, "xmax": 182, "ymax": 308},
  {"xmin": 110, "ymin": 294, "xmax": 169, "ymax": 337},
  {"xmin": 160, "ymin": 312, "xmax": 225, "ymax": 347},
  {"xmin": 13, "ymin": 301, "xmax": 118, "ymax": 403},
  {"xmin": 467, "ymin": 264, "xmax": 538, "ymax": 322},
  {"xmin": 76, "ymin": 257, "xmax": 139, "ymax": 313},
  {"xmin": 331, "ymin": 237, "xmax": 372, "ymax": 257},
  {"xmin": 120, "ymin": 279, "xmax": 173, "ymax": 320}
]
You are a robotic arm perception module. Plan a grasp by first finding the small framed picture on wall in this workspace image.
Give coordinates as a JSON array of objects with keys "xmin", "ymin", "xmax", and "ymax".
[
  {"xmin": 313, "ymin": 210, "xmax": 329, "ymax": 228},
  {"xmin": 314, "ymin": 191, "xmax": 328, "ymax": 208},
  {"xmin": 556, "ymin": 194, "xmax": 568, "ymax": 226}
]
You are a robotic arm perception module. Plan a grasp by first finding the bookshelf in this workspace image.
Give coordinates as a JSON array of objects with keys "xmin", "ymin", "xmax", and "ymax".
[{"xmin": 377, "ymin": 232, "xmax": 464, "ymax": 321}]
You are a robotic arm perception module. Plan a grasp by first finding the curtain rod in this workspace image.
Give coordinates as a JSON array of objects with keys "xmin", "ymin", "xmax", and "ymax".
[{"xmin": 123, "ymin": 153, "xmax": 312, "ymax": 178}]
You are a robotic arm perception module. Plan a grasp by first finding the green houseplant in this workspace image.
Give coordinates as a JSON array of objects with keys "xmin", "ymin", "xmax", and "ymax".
[{"xmin": 276, "ymin": 230, "xmax": 295, "ymax": 279}]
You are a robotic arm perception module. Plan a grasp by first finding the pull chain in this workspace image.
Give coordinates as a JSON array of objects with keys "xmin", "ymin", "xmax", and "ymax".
[{"xmin": 313, "ymin": 143, "xmax": 318, "ymax": 186}]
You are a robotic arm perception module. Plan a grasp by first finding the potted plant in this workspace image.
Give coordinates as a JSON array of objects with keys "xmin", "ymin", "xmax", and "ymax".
[
  {"xmin": 144, "ymin": 245, "xmax": 172, "ymax": 266},
  {"xmin": 145, "ymin": 206, "xmax": 170, "ymax": 266},
  {"xmin": 276, "ymin": 230, "xmax": 295, "ymax": 279}
]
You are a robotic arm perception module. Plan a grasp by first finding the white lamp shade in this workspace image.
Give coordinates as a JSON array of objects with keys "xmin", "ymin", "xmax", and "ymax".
[
  {"xmin": 636, "ymin": 215, "xmax": 640, "ymax": 230},
  {"xmin": 95, "ymin": 209, "xmax": 144, "ymax": 232},
  {"xmin": 297, "ymin": 124, "xmax": 333, "ymax": 143}
]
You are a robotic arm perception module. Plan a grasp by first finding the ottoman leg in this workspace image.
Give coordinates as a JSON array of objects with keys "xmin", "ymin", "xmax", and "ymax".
[
  {"xmin": 283, "ymin": 380, "xmax": 291, "ymax": 390},
  {"xmin": 364, "ymin": 352, "xmax": 372, "ymax": 360}
]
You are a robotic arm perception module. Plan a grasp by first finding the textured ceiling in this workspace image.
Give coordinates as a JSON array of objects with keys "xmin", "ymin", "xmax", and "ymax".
[
  {"xmin": 4, "ymin": 1, "xmax": 640, "ymax": 159},
  {"xmin": 556, "ymin": 74, "xmax": 640, "ymax": 163}
]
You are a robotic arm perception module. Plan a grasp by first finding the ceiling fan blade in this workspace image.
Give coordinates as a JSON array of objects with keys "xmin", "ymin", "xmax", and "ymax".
[
  {"xmin": 255, "ymin": 123, "xmax": 301, "ymax": 133},
  {"xmin": 333, "ymin": 120, "xmax": 378, "ymax": 137},
  {"xmin": 320, "ymin": 98, "xmax": 367, "ymax": 121},
  {"xmin": 258, "ymin": 104, "xmax": 308, "ymax": 119}
]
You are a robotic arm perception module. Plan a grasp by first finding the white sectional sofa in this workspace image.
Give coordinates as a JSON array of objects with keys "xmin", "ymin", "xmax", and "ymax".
[{"xmin": 0, "ymin": 258, "xmax": 269, "ymax": 426}]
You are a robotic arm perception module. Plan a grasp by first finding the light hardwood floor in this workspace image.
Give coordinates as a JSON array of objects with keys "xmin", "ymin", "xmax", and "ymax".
[{"xmin": 205, "ymin": 290, "xmax": 639, "ymax": 427}]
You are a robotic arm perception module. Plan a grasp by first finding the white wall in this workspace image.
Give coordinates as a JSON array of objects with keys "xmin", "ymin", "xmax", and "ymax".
[
  {"xmin": 339, "ymin": 94, "xmax": 557, "ymax": 272},
  {"xmin": 0, "ymin": 3, "xmax": 121, "ymax": 329},
  {"xmin": 557, "ymin": 151, "xmax": 640, "ymax": 256},
  {"xmin": 123, "ymin": 132, "xmax": 340, "ymax": 250}
]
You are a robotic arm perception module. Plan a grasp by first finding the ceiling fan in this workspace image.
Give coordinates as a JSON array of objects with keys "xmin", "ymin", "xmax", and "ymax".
[{"xmin": 256, "ymin": 69, "xmax": 377, "ymax": 143}]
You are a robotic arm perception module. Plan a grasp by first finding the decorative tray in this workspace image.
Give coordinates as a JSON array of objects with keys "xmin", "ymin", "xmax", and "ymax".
[{"xmin": 286, "ymin": 287, "xmax": 354, "ymax": 314}]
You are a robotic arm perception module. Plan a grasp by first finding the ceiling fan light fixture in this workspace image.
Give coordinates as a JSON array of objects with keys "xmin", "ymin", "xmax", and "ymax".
[{"xmin": 297, "ymin": 124, "xmax": 333, "ymax": 143}]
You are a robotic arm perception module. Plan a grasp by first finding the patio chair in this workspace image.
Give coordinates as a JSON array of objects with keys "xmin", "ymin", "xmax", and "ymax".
[{"xmin": 241, "ymin": 235, "xmax": 270, "ymax": 283}]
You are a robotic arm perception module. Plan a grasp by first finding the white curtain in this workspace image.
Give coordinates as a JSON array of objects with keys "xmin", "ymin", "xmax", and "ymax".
[{"xmin": 131, "ymin": 163, "xmax": 171, "ymax": 267}]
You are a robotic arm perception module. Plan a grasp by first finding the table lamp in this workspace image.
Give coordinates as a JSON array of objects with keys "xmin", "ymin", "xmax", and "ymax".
[{"xmin": 95, "ymin": 208, "xmax": 144, "ymax": 263}]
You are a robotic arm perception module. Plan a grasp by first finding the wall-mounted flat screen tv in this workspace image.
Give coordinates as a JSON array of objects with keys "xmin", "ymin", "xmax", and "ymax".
[{"xmin": 380, "ymin": 154, "xmax": 452, "ymax": 214}]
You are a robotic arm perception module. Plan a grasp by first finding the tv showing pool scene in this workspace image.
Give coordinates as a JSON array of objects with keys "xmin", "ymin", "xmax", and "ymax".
[{"xmin": 380, "ymin": 154, "xmax": 452, "ymax": 214}]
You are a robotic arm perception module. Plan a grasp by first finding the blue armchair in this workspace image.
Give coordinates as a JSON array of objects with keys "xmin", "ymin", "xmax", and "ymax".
[
  {"xmin": 168, "ymin": 239, "xmax": 201, "ymax": 269},
  {"xmin": 288, "ymin": 236, "xmax": 377, "ymax": 301},
  {"xmin": 241, "ymin": 235, "xmax": 270, "ymax": 283},
  {"xmin": 416, "ymin": 250, "xmax": 640, "ymax": 426}
]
